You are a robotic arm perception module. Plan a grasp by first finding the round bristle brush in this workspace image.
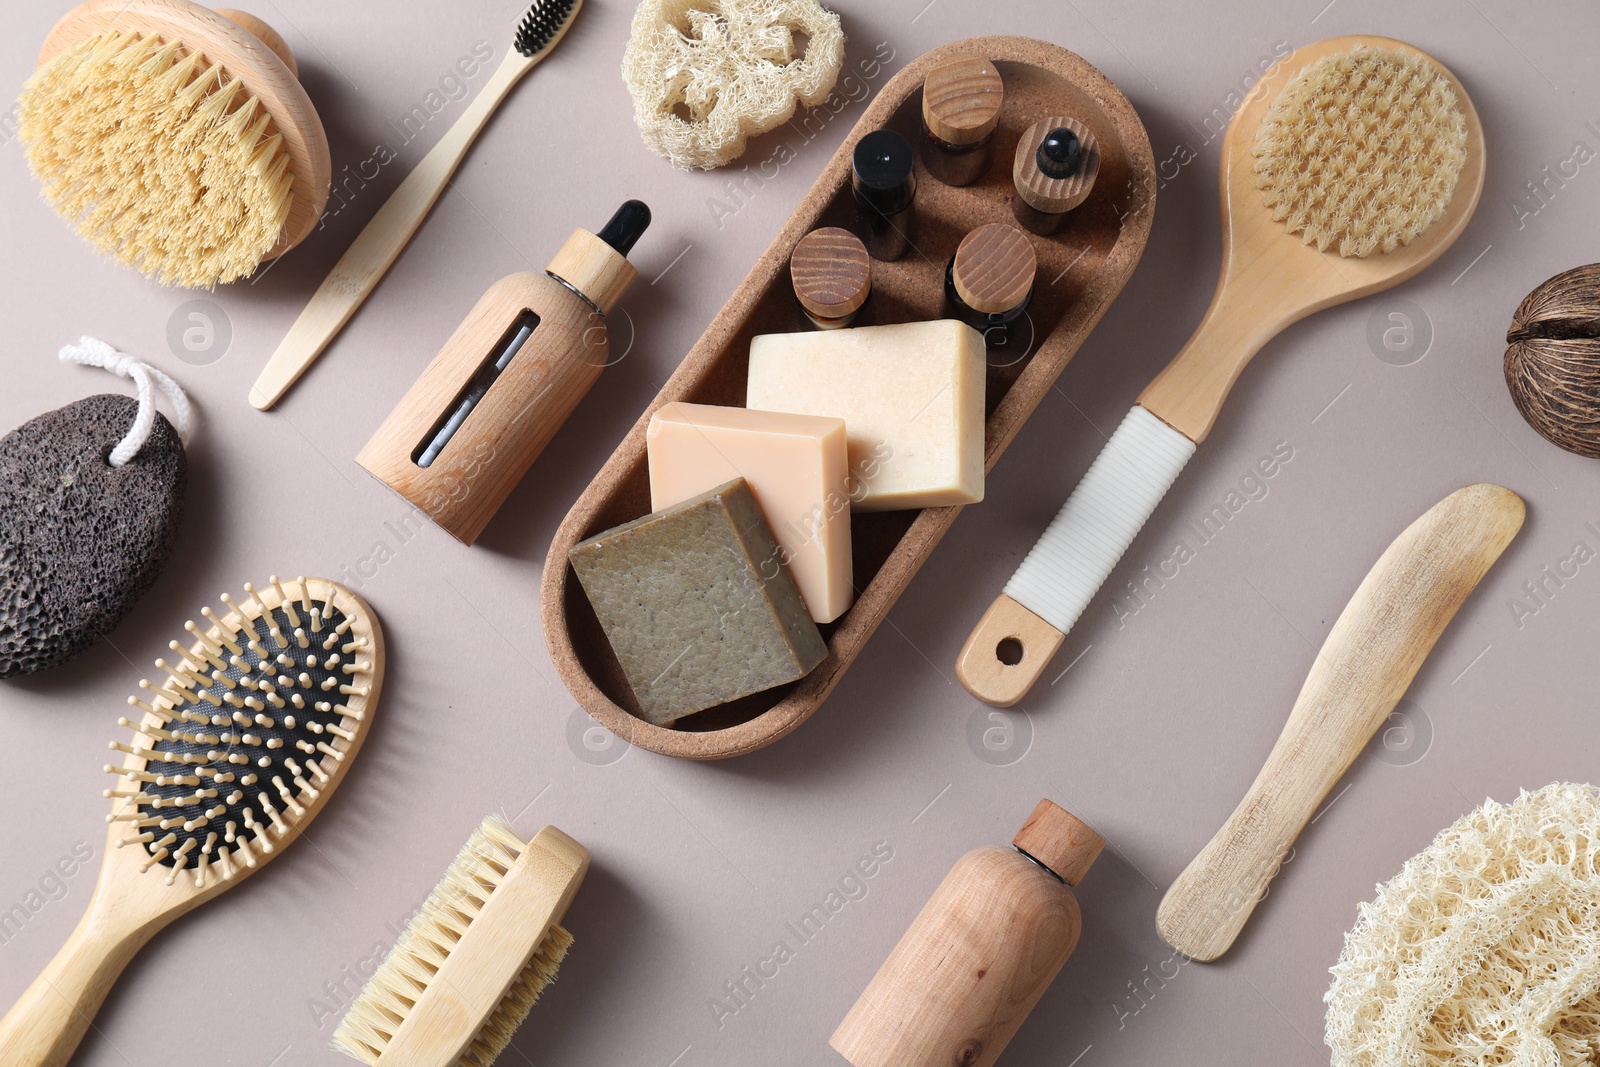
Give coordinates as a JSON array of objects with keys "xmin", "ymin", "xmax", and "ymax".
[
  {"xmin": 957, "ymin": 37, "xmax": 1487, "ymax": 706},
  {"xmin": 18, "ymin": 0, "xmax": 331, "ymax": 288},
  {"xmin": 0, "ymin": 575, "xmax": 383, "ymax": 1067},
  {"xmin": 332, "ymin": 816, "xmax": 590, "ymax": 1067}
]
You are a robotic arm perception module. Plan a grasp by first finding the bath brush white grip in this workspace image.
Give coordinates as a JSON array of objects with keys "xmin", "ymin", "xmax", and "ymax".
[{"xmin": 955, "ymin": 405, "xmax": 1195, "ymax": 707}]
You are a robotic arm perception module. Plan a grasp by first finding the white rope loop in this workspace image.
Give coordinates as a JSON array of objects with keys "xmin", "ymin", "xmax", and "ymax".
[{"xmin": 57, "ymin": 337, "xmax": 192, "ymax": 467}]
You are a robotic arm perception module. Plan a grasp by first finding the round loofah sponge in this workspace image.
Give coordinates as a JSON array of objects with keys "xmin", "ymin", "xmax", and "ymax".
[
  {"xmin": 0, "ymin": 395, "xmax": 186, "ymax": 679},
  {"xmin": 1326, "ymin": 782, "xmax": 1600, "ymax": 1067},
  {"xmin": 1254, "ymin": 45, "xmax": 1468, "ymax": 259},
  {"xmin": 621, "ymin": 0, "xmax": 844, "ymax": 170}
]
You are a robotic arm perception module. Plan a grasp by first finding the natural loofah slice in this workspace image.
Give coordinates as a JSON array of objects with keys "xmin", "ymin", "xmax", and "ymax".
[
  {"xmin": 1253, "ymin": 45, "xmax": 1467, "ymax": 259},
  {"xmin": 18, "ymin": 31, "xmax": 294, "ymax": 287},
  {"xmin": 621, "ymin": 0, "xmax": 844, "ymax": 170},
  {"xmin": 0, "ymin": 395, "xmax": 186, "ymax": 679},
  {"xmin": 1326, "ymin": 782, "xmax": 1600, "ymax": 1067}
]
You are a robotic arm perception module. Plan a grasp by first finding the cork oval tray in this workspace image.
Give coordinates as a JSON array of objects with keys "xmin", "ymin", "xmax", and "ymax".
[{"xmin": 543, "ymin": 36, "xmax": 1156, "ymax": 759}]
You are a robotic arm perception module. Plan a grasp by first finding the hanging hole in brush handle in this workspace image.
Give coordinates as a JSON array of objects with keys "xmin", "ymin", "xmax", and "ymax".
[
  {"xmin": 955, "ymin": 405, "xmax": 1196, "ymax": 706},
  {"xmin": 214, "ymin": 9, "xmax": 297, "ymax": 75}
]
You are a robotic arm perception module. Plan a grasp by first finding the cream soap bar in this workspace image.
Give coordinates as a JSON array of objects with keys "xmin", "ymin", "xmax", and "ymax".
[
  {"xmin": 746, "ymin": 320, "xmax": 986, "ymax": 511},
  {"xmin": 648, "ymin": 402, "xmax": 853, "ymax": 624}
]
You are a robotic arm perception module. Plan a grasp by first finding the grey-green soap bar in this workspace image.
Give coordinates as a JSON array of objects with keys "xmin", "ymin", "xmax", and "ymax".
[{"xmin": 568, "ymin": 478, "xmax": 827, "ymax": 725}]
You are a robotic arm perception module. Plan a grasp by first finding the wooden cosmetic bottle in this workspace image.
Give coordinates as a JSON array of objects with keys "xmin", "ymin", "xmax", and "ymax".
[
  {"xmin": 357, "ymin": 200, "xmax": 650, "ymax": 545},
  {"xmin": 831, "ymin": 800, "xmax": 1104, "ymax": 1067},
  {"xmin": 1012, "ymin": 117, "xmax": 1099, "ymax": 236}
]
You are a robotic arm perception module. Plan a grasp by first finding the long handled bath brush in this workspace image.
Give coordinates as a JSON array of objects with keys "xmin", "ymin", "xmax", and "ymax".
[
  {"xmin": 956, "ymin": 37, "xmax": 1486, "ymax": 706},
  {"xmin": 18, "ymin": 0, "xmax": 331, "ymax": 288},
  {"xmin": 332, "ymin": 816, "xmax": 590, "ymax": 1066},
  {"xmin": 249, "ymin": 0, "xmax": 584, "ymax": 410},
  {"xmin": 0, "ymin": 575, "xmax": 383, "ymax": 1067}
]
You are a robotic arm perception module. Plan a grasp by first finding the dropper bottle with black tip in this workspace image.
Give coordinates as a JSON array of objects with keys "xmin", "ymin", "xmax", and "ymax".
[
  {"xmin": 357, "ymin": 200, "xmax": 653, "ymax": 545},
  {"xmin": 853, "ymin": 129, "xmax": 917, "ymax": 261},
  {"xmin": 1012, "ymin": 118, "xmax": 1100, "ymax": 236}
]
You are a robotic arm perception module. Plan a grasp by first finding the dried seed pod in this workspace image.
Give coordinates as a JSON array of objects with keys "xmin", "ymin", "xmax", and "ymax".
[{"xmin": 1504, "ymin": 263, "xmax": 1600, "ymax": 458}]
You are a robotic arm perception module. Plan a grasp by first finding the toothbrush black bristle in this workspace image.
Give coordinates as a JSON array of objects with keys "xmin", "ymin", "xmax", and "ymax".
[{"xmin": 515, "ymin": 0, "xmax": 580, "ymax": 58}]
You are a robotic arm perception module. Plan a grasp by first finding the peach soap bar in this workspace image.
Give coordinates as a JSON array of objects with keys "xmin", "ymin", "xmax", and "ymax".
[
  {"xmin": 746, "ymin": 320, "xmax": 986, "ymax": 511},
  {"xmin": 648, "ymin": 402, "xmax": 853, "ymax": 624}
]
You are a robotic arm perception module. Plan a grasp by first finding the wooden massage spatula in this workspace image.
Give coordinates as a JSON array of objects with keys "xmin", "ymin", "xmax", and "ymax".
[{"xmin": 1156, "ymin": 483, "xmax": 1524, "ymax": 962}]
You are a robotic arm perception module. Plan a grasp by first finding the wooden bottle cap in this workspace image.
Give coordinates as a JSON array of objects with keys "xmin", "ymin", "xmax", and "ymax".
[
  {"xmin": 921, "ymin": 56, "xmax": 1004, "ymax": 145},
  {"xmin": 791, "ymin": 227, "xmax": 872, "ymax": 319},
  {"xmin": 546, "ymin": 228, "xmax": 638, "ymax": 315},
  {"xmin": 951, "ymin": 222, "xmax": 1037, "ymax": 315},
  {"xmin": 1014, "ymin": 117, "xmax": 1100, "ymax": 214},
  {"xmin": 1014, "ymin": 799, "xmax": 1104, "ymax": 886}
]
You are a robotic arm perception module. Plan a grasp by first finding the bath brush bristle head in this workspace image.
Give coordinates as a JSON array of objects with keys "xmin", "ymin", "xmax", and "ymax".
[
  {"xmin": 17, "ymin": 30, "xmax": 295, "ymax": 287},
  {"xmin": 332, "ymin": 816, "xmax": 581, "ymax": 1067},
  {"xmin": 1253, "ymin": 44, "xmax": 1469, "ymax": 259},
  {"xmin": 106, "ymin": 576, "xmax": 381, "ymax": 890}
]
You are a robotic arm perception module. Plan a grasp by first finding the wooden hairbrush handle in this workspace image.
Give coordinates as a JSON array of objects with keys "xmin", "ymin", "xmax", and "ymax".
[
  {"xmin": 1156, "ymin": 483, "xmax": 1524, "ymax": 962},
  {"xmin": 0, "ymin": 902, "xmax": 164, "ymax": 1067}
]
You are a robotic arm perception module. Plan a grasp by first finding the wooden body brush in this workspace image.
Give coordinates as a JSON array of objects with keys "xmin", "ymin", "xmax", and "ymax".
[
  {"xmin": 332, "ymin": 816, "xmax": 589, "ymax": 1065},
  {"xmin": 957, "ymin": 36, "xmax": 1487, "ymax": 706},
  {"xmin": 249, "ymin": 0, "xmax": 584, "ymax": 410},
  {"xmin": 1157, "ymin": 484, "xmax": 1524, "ymax": 962},
  {"xmin": 20, "ymin": 0, "xmax": 331, "ymax": 287},
  {"xmin": 0, "ymin": 576, "xmax": 383, "ymax": 1067}
]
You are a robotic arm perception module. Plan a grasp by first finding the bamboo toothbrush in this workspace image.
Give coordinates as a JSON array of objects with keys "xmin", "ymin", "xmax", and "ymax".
[
  {"xmin": 955, "ymin": 36, "xmax": 1486, "ymax": 707},
  {"xmin": 0, "ymin": 576, "xmax": 384, "ymax": 1067},
  {"xmin": 332, "ymin": 816, "xmax": 590, "ymax": 1066},
  {"xmin": 1157, "ymin": 483, "xmax": 1524, "ymax": 962},
  {"xmin": 249, "ymin": 0, "xmax": 583, "ymax": 410}
]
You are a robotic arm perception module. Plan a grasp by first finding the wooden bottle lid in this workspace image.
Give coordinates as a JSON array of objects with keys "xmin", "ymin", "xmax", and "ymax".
[
  {"xmin": 951, "ymin": 222, "xmax": 1037, "ymax": 314},
  {"xmin": 791, "ymin": 227, "xmax": 872, "ymax": 319},
  {"xmin": 547, "ymin": 228, "xmax": 638, "ymax": 315},
  {"xmin": 921, "ymin": 55, "xmax": 1004, "ymax": 145},
  {"xmin": 1014, "ymin": 116, "xmax": 1100, "ymax": 214},
  {"xmin": 1014, "ymin": 799, "xmax": 1104, "ymax": 886}
]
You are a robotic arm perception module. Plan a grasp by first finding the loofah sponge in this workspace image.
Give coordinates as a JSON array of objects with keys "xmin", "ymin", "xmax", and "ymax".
[
  {"xmin": 1254, "ymin": 45, "xmax": 1468, "ymax": 259},
  {"xmin": 621, "ymin": 0, "xmax": 844, "ymax": 170},
  {"xmin": 1326, "ymin": 783, "xmax": 1600, "ymax": 1067},
  {"xmin": 18, "ymin": 31, "xmax": 294, "ymax": 288}
]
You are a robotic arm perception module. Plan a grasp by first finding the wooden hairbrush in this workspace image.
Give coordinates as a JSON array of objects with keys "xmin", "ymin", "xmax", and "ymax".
[
  {"xmin": 0, "ymin": 575, "xmax": 383, "ymax": 1067},
  {"xmin": 958, "ymin": 36, "xmax": 1487, "ymax": 706}
]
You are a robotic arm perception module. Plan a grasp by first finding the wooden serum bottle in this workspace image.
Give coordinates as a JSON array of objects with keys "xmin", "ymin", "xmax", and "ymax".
[
  {"xmin": 357, "ymin": 200, "xmax": 651, "ymax": 545},
  {"xmin": 832, "ymin": 799, "xmax": 1104, "ymax": 1067},
  {"xmin": 790, "ymin": 227, "xmax": 872, "ymax": 329},
  {"xmin": 945, "ymin": 221, "xmax": 1038, "ymax": 351},
  {"xmin": 1012, "ymin": 117, "xmax": 1100, "ymax": 236},
  {"xmin": 920, "ymin": 55, "xmax": 1004, "ymax": 186}
]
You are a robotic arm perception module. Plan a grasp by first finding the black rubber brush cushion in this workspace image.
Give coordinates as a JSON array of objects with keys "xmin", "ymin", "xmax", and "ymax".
[{"xmin": 0, "ymin": 394, "xmax": 186, "ymax": 679}]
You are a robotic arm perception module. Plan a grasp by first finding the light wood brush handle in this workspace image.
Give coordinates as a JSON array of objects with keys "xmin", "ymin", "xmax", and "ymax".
[
  {"xmin": 0, "ymin": 903, "xmax": 164, "ymax": 1067},
  {"xmin": 249, "ymin": 12, "xmax": 579, "ymax": 411},
  {"xmin": 1156, "ymin": 483, "xmax": 1524, "ymax": 962}
]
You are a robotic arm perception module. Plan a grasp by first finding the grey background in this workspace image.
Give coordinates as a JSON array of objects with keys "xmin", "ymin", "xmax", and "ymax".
[{"xmin": 2, "ymin": 0, "xmax": 1597, "ymax": 1064}]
